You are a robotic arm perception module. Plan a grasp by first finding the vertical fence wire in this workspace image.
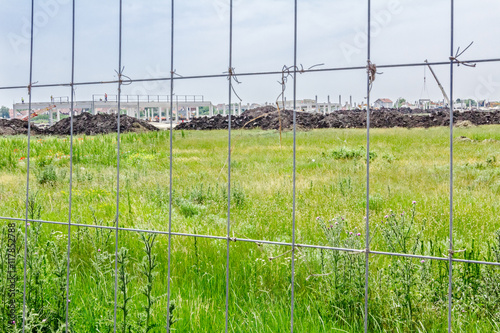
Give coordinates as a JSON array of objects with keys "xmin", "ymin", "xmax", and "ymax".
[
  {"xmin": 21, "ymin": 0, "xmax": 35, "ymax": 331},
  {"xmin": 225, "ymin": 1, "xmax": 234, "ymax": 332},
  {"xmin": 448, "ymin": 0, "xmax": 455, "ymax": 332},
  {"xmin": 113, "ymin": 0, "xmax": 124, "ymax": 331},
  {"xmin": 64, "ymin": 0, "xmax": 77, "ymax": 331},
  {"xmin": 290, "ymin": 0, "xmax": 298, "ymax": 332},
  {"xmin": 166, "ymin": 0, "xmax": 175, "ymax": 331},
  {"xmin": 364, "ymin": 0, "xmax": 371, "ymax": 332}
]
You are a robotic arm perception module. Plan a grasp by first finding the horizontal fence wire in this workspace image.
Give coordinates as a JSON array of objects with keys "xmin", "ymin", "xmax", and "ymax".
[
  {"xmin": 1, "ymin": 58, "xmax": 500, "ymax": 91},
  {"xmin": 2, "ymin": 216, "xmax": 500, "ymax": 267},
  {"xmin": 2, "ymin": 0, "xmax": 499, "ymax": 331}
]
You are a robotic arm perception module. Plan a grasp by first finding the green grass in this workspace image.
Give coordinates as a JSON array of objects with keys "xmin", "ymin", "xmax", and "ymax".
[{"xmin": 0, "ymin": 126, "xmax": 499, "ymax": 332}]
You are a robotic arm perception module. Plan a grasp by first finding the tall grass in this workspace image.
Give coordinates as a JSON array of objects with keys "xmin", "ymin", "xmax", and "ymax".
[{"xmin": 0, "ymin": 126, "xmax": 498, "ymax": 331}]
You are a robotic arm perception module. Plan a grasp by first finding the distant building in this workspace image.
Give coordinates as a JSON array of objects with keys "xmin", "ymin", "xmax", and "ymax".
[
  {"xmin": 374, "ymin": 98, "xmax": 393, "ymax": 109},
  {"xmin": 398, "ymin": 102, "xmax": 417, "ymax": 109}
]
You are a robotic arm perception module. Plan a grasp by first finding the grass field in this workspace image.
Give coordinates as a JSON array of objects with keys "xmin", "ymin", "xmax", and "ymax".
[{"xmin": 0, "ymin": 125, "xmax": 499, "ymax": 332}]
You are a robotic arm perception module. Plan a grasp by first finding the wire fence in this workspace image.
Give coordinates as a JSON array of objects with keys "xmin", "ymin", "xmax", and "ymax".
[{"xmin": 1, "ymin": 0, "xmax": 500, "ymax": 332}]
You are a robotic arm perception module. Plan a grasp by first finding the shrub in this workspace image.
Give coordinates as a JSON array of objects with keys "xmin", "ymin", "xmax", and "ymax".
[{"xmin": 35, "ymin": 165, "xmax": 58, "ymax": 185}]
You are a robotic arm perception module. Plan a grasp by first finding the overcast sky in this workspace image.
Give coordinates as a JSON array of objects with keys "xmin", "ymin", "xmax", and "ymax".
[{"xmin": 1, "ymin": 0, "xmax": 499, "ymax": 108}]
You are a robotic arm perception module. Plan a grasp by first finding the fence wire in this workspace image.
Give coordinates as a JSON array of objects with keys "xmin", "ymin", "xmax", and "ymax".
[{"xmin": 1, "ymin": 0, "xmax": 499, "ymax": 332}]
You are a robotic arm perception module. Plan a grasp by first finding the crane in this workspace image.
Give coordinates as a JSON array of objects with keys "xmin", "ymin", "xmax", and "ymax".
[
  {"xmin": 21, "ymin": 105, "xmax": 56, "ymax": 121},
  {"xmin": 424, "ymin": 60, "xmax": 450, "ymax": 106}
]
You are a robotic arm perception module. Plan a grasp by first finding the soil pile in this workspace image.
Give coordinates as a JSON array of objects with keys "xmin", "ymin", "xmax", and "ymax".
[
  {"xmin": 45, "ymin": 113, "xmax": 159, "ymax": 135},
  {"xmin": 176, "ymin": 107, "xmax": 500, "ymax": 130},
  {"xmin": 0, "ymin": 119, "xmax": 44, "ymax": 136},
  {"xmin": 1, "ymin": 113, "xmax": 158, "ymax": 136}
]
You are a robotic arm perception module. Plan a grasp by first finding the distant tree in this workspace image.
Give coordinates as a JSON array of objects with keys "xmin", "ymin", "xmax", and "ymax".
[
  {"xmin": 395, "ymin": 98, "xmax": 406, "ymax": 108},
  {"xmin": 0, "ymin": 106, "xmax": 10, "ymax": 118}
]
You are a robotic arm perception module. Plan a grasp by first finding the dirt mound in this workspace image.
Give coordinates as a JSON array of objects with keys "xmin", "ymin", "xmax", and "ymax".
[
  {"xmin": 1, "ymin": 113, "xmax": 158, "ymax": 136},
  {"xmin": 176, "ymin": 107, "xmax": 500, "ymax": 131},
  {"xmin": 454, "ymin": 120, "xmax": 475, "ymax": 128},
  {"xmin": 45, "ymin": 113, "xmax": 159, "ymax": 135},
  {"xmin": 0, "ymin": 119, "xmax": 44, "ymax": 136}
]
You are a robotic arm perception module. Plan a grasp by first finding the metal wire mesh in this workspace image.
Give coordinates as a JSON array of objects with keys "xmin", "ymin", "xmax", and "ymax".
[{"xmin": 1, "ymin": 0, "xmax": 499, "ymax": 332}]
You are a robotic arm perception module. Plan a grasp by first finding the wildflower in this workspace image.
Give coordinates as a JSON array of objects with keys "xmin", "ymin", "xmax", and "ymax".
[
  {"xmin": 316, "ymin": 217, "xmax": 320, "ymax": 220},
  {"xmin": 98, "ymin": 249, "xmax": 101, "ymax": 252},
  {"xmin": 19, "ymin": 156, "xmax": 26, "ymax": 161},
  {"xmin": 27, "ymin": 223, "xmax": 30, "ymax": 226},
  {"xmin": 341, "ymin": 217, "xmax": 344, "ymax": 220},
  {"xmin": 384, "ymin": 215, "xmax": 388, "ymax": 218},
  {"xmin": 312, "ymin": 159, "xmax": 315, "ymax": 162},
  {"xmin": 42, "ymin": 319, "xmax": 46, "ymax": 322},
  {"xmin": 421, "ymin": 260, "xmax": 425, "ymax": 263},
  {"xmin": 67, "ymin": 299, "xmax": 71, "ymax": 303},
  {"xmin": 357, "ymin": 233, "xmax": 361, "ymax": 236},
  {"xmin": 349, "ymin": 232, "xmax": 353, "ymax": 235},
  {"xmin": 335, "ymin": 222, "xmax": 338, "ymax": 225},
  {"xmin": 412, "ymin": 201, "xmax": 416, "ymax": 204},
  {"xmin": 329, "ymin": 225, "xmax": 333, "ymax": 228}
]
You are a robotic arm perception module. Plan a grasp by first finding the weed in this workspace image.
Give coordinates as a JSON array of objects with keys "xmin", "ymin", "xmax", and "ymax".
[
  {"xmin": 138, "ymin": 233, "xmax": 161, "ymax": 332},
  {"xmin": 27, "ymin": 192, "xmax": 42, "ymax": 220},
  {"xmin": 382, "ymin": 153, "xmax": 396, "ymax": 163},
  {"xmin": 328, "ymin": 146, "xmax": 377, "ymax": 161},
  {"xmin": 486, "ymin": 155, "xmax": 497, "ymax": 165},
  {"xmin": 231, "ymin": 184, "xmax": 246, "ymax": 207},
  {"xmin": 177, "ymin": 198, "xmax": 203, "ymax": 218},
  {"xmin": 35, "ymin": 165, "xmax": 58, "ymax": 186},
  {"xmin": 379, "ymin": 203, "xmax": 424, "ymax": 328},
  {"xmin": 329, "ymin": 146, "xmax": 363, "ymax": 159},
  {"xmin": 117, "ymin": 247, "xmax": 133, "ymax": 333},
  {"xmin": 316, "ymin": 216, "xmax": 366, "ymax": 326}
]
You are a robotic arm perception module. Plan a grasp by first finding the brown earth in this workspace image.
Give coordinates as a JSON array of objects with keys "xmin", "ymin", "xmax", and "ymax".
[
  {"xmin": 0, "ymin": 113, "xmax": 158, "ymax": 136},
  {"xmin": 175, "ymin": 106, "xmax": 500, "ymax": 131},
  {"xmin": 0, "ymin": 119, "xmax": 44, "ymax": 136}
]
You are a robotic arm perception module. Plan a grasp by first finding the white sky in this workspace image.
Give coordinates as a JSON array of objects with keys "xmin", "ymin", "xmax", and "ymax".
[{"xmin": 1, "ymin": 0, "xmax": 499, "ymax": 108}]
